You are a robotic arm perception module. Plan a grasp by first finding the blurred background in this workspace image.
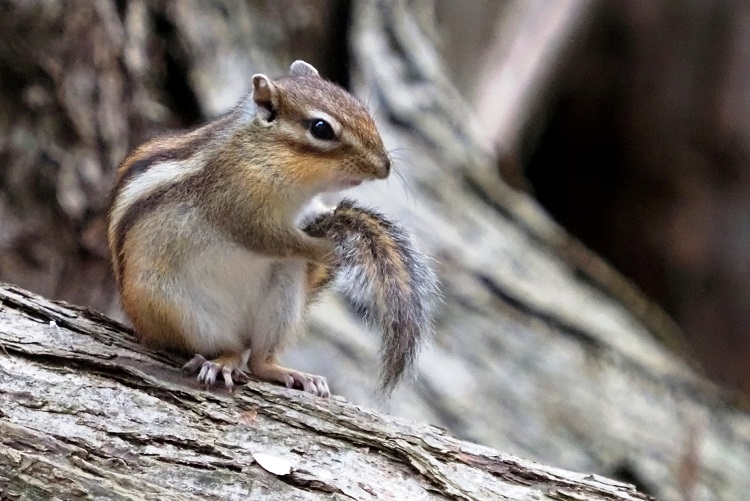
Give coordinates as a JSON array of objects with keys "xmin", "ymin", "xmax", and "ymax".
[
  {"xmin": 444, "ymin": 0, "xmax": 750, "ymax": 400},
  {"xmin": 1, "ymin": 1, "xmax": 750, "ymax": 499}
]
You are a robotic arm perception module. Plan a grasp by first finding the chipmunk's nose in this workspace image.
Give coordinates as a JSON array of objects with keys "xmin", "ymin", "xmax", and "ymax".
[{"xmin": 380, "ymin": 154, "xmax": 391, "ymax": 178}]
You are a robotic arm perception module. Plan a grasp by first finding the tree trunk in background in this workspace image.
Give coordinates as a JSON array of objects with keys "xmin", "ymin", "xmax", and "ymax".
[{"xmin": 0, "ymin": 1, "xmax": 749, "ymax": 500}]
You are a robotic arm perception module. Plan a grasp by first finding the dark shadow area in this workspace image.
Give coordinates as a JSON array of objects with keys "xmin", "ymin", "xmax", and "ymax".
[{"xmin": 526, "ymin": 0, "xmax": 750, "ymax": 397}]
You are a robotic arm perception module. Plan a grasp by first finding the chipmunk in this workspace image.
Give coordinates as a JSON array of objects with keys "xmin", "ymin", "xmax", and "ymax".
[{"xmin": 107, "ymin": 60, "xmax": 437, "ymax": 397}]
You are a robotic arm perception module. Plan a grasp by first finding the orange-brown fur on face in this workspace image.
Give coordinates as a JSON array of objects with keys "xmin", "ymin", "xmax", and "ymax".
[{"xmin": 266, "ymin": 76, "xmax": 390, "ymax": 183}]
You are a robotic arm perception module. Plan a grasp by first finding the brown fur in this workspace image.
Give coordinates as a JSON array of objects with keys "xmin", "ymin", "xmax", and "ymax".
[
  {"xmin": 305, "ymin": 262, "xmax": 334, "ymax": 304},
  {"xmin": 112, "ymin": 112, "xmax": 232, "ymax": 194},
  {"xmin": 120, "ymin": 242, "xmax": 189, "ymax": 351}
]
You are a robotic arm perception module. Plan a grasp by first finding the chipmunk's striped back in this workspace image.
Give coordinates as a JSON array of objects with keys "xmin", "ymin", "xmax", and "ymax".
[{"xmin": 107, "ymin": 111, "xmax": 239, "ymax": 285}]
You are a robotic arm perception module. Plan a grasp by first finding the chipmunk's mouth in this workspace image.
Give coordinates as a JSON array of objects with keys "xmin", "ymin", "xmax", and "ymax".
[
  {"xmin": 330, "ymin": 178, "xmax": 363, "ymax": 190},
  {"xmin": 325, "ymin": 177, "xmax": 367, "ymax": 192}
]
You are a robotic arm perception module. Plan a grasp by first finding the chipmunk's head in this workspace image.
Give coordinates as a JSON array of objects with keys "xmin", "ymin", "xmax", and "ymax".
[{"xmin": 251, "ymin": 60, "xmax": 390, "ymax": 191}]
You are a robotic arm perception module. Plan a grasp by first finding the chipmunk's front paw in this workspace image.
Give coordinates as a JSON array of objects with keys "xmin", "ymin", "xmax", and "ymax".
[{"xmin": 182, "ymin": 353, "xmax": 249, "ymax": 392}]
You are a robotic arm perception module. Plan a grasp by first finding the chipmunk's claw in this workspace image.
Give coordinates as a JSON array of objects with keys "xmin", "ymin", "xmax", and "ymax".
[
  {"xmin": 285, "ymin": 371, "xmax": 330, "ymax": 398},
  {"xmin": 182, "ymin": 354, "xmax": 249, "ymax": 392}
]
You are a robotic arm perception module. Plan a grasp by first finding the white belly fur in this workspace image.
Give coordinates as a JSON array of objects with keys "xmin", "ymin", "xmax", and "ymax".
[{"xmin": 173, "ymin": 241, "xmax": 307, "ymax": 356}]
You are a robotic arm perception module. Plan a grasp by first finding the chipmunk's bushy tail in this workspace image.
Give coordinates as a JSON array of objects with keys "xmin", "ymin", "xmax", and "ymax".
[{"xmin": 304, "ymin": 199, "xmax": 438, "ymax": 393}]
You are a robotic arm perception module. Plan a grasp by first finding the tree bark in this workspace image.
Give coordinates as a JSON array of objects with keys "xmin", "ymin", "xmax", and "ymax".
[
  {"xmin": 0, "ymin": 1, "xmax": 749, "ymax": 500},
  {"xmin": 0, "ymin": 284, "xmax": 650, "ymax": 501}
]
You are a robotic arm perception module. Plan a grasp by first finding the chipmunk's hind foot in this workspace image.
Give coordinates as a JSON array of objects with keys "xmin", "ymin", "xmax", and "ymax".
[
  {"xmin": 249, "ymin": 355, "xmax": 330, "ymax": 398},
  {"xmin": 182, "ymin": 353, "xmax": 249, "ymax": 392}
]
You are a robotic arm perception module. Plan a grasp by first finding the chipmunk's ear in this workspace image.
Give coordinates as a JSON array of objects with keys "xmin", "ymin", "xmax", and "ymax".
[
  {"xmin": 252, "ymin": 74, "xmax": 278, "ymax": 119},
  {"xmin": 289, "ymin": 60, "xmax": 319, "ymax": 78}
]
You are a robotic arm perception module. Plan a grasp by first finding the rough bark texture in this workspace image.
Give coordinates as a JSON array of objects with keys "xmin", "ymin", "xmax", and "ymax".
[
  {"xmin": 0, "ymin": 284, "xmax": 650, "ymax": 501},
  {"xmin": 0, "ymin": 1, "xmax": 749, "ymax": 501}
]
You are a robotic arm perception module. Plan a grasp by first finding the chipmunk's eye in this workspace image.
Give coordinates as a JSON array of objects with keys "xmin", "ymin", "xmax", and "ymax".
[{"xmin": 310, "ymin": 119, "xmax": 335, "ymax": 140}]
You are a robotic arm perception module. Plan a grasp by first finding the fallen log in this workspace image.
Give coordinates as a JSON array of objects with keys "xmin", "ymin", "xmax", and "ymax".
[{"xmin": 0, "ymin": 284, "xmax": 650, "ymax": 500}]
